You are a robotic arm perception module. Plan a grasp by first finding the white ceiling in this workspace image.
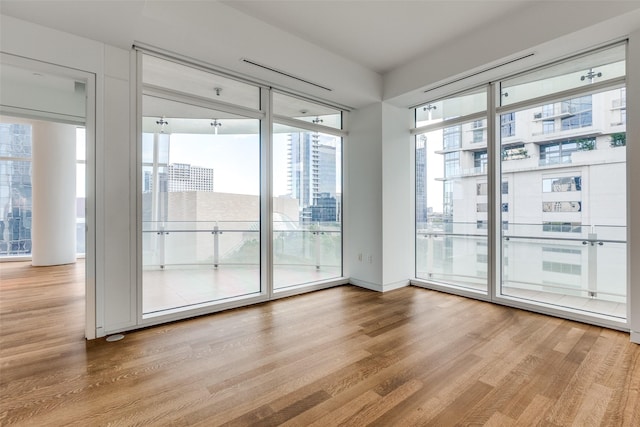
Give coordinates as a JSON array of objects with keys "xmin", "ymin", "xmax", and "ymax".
[
  {"xmin": 0, "ymin": 0, "xmax": 535, "ymax": 76},
  {"xmin": 2, "ymin": 1, "xmax": 640, "ymax": 109},
  {"xmin": 222, "ymin": 0, "xmax": 534, "ymax": 74}
]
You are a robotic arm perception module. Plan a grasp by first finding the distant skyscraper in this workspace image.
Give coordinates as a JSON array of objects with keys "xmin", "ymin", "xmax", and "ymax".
[
  {"xmin": 287, "ymin": 132, "xmax": 336, "ymax": 220},
  {"xmin": 415, "ymin": 138, "xmax": 427, "ymax": 223},
  {"xmin": 0, "ymin": 123, "xmax": 33, "ymax": 255}
]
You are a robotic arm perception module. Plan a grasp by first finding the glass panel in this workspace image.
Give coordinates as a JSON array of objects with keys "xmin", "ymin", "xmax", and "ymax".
[
  {"xmin": 415, "ymin": 87, "xmax": 486, "ymax": 127},
  {"xmin": 76, "ymin": 127, "xmax": 86, "ymax": 255},
  {"xmin": 141, "ymin": 95, "xmax": 261, "ymax": 315},
  {"xmin": 272, "ymin": 124, "xmax": 342, "ymax": 289},
  {"xmin": 500, "ymin": 86, "xmax": 626, "ymax": 319},
  {"xmin": 272, "ymin": 92, "xmax": 342, "ymax": 129},
  {"xmin": 142, "ymin": 54, "xmax": 260, "ymax": 110},
  {"xmin": 501, "ymin": 44, "xmax": 625, "ymax": 106},
  {"xmin": 415, "ymin": 117, "xmax": 488, "ymax": 292},
  {"xmin": 0, "ymin": 122, "xmax": 32, "ymax": 256}
]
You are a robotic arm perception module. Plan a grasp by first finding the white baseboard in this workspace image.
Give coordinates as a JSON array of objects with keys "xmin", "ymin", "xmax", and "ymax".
[
  {"xmin": 349, "ymin": 278, "xmax": 409, "ymax": 293},
  {"xmin": 631, "ymin": 330, "xmax": 640, "ymax": 344},
  {"xmin": 349, "ymin": 278, "xmax": 383, "ymax": 292},
  {"xmin": 382, "ymin": 279, "xmax": 410, "ymax": 292}
]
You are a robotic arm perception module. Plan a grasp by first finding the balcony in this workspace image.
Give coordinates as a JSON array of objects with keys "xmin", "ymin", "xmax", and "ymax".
[
  {"xmin": 415, "ymin": 222, "xmax": 626, "ymax": 318},
  {"xmin": 142, "ymin": 220, "xmax": 342, "ymax": 314}
]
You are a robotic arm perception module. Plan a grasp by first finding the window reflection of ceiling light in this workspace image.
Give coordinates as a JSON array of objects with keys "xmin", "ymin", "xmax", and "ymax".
[
  {"xmin": 211, "ymin": 119, "xmax": 222, "ymax": 134},
  {"xmin": 312, "ymin": 117, "xmax": 323, "ymax": 124},
  {"xmin": 580, "ymin": 68, "xmax": 602, "ymax": 83},
  {"xmin": 156, "ymin": 116, "xmax": 169, "ymax": 133}
]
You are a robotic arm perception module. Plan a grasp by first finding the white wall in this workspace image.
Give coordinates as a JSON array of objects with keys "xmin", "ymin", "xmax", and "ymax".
[
  {"xmin": 346, "ymin": 103, "xmax": 383, "ymax": 289},
  {"xmin": 627, "ymin": 28, "xmax": 640, "ymax": 343},
  {"xmin": 381, "ymin": 103, "xmax": 412, "ymax": 289},
  {"xmin": 385, "ymin": 6, "xmax": 640, "ymax": 109},
  {"xmin": 0, "ymin": 15, "xmax": 135, "ymax": 337},
  {"xmin": 346, "ymin": 102, "xmax": 413, "ymax": 291}
]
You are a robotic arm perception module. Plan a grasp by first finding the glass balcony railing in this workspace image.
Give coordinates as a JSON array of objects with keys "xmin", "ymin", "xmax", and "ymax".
[
  {"xmin": 142, "ymin": 220, "xmax": 342, "ymax": 286},
  {"xmin": 273, "ymin": 221, "xmax": 342, "ymax": 289},
  {"xmin": 416, "ymin": 222, "xmax": 627, "ymax": 318},
  {"xmin": 142, "ymin": 221, "xmax": 260, "ymax": 269}
]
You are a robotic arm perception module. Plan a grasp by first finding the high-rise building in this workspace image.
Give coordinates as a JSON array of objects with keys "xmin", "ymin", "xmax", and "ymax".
[
  {"xmin": 287, "ymin": 132, "xmax": 337, "ymax": 221},
  {"xmin": 167, "ymin": 163, "xmax": 214, "ymax": 192},
  {"xmin": 0, "ymin": 123, "xmax": 32, "ymax": 255}
]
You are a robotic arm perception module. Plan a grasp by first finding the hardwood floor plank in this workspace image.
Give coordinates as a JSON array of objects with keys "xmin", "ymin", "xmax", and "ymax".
[{"xmin": 1, "ymin": 261, "xmax": 639, "ymax": 426}]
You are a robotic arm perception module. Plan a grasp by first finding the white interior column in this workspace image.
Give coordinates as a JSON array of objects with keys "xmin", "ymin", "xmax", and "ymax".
[{"xmin": 31, "ymin": 120, "xmax": 77, "ymax": 266}]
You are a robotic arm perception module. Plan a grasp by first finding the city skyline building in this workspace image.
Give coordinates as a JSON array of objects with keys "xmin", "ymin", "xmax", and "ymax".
[
  {"xmin": 415, "ymin": 85, "xmax": 627, "ymax": 316},
  {"xmin": 0, "ymin": 123, "xmax": 32, "ymax": 255},
  {"xmin": 287, "ymin": 131, "xmax": 337, "ymax": 222}
]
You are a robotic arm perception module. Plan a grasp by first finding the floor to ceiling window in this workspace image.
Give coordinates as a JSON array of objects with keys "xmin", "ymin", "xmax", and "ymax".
[
  {"xmin": 413, "ymin": 42, "xmax": 627, "ymax": 327},
  {"xmin": 414, "ymin": 88, "xmax": 488, "ymax": 293},
  {"xmin": 498, "ymin": 43, "xmax": 627, "ymax": 319},
  {"xmin": 141, "ymin": 54, "xmax": 263, "ymax": 316},
  {"xmin": 139, "ymin": 52, "xmax": 345, "ymax": 319},
  {"xmin": 272, "ymin": 93, "xmax": 343, "ymax": 291}
]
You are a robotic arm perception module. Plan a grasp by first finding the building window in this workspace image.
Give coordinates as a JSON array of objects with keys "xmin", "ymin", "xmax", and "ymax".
[
  {"xmin": 501, "ymin": 181, "xmax": 509, "ymax": 194},
  {"xmin": 542, "ymin": 201, "xmax": 581, "ymax": 212},
  {"xmin": 561, "ymin": 95, "xmax": 592, "ymax": 130},
  {"xmin": 539, "ymin": 140, "xmax": 580, "ymax": 165},
  {"xmin": 542, "ymin": 246, "xmax": 582, "ymax": 255},
  {"xmin": 500, "ymin": 113, "xmax": 515, "ymax": 137},
  {"xmin": 502, "ymin": 144, "xmax": 528, "ymax": 161},
  {"xmin": 474, "ymin": 151, "xmax": 487, "ymax": 172},
  {"xmin": 542, "ymin": 176, "xmax": 582, "ymax": 192},
  {"xmin": 542, "ymin": 222, "xmax": 582, "ymax": 233},
  {"xmin": 444, "ymin": 152, "xmax": 460, "ymax": 177},
  {"xmin": 472, "ymin": 120, "xmax": 485, "ymax": 143},
  {"xmin": 443, "ymin": 125, "xmax": 461, "ymax": 149},
  {"xmin": 477, "ymin": 203, "xmax": 488, "ymax": 213},
  {"xmin": 542, "ymin": 261, "xmax": 581, "ymax": 275}
]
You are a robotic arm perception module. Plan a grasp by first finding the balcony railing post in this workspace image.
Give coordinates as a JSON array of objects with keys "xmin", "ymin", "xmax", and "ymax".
[
  {"xmin": 588, "ymin": 232, "xmax": 597, "ymax": 297},
  {"xmin": 427, "ymin": 232, "xmax": 434, "ymax": 278},
  {"xmin": 315, "ymin": 223, "xmax": 321, "ymax": 270},
  {"xmin": 158, "ymin": 223, "xmax": 165, "ymax": 269},
  {"xmin": 213, "ymin": 224, "xmax": 219, "ymax": 269}
]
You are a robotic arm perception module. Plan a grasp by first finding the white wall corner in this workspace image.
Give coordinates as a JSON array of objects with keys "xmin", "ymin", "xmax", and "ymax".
[
  {"xmin": 381, "ymin": 279, "xmax": 410, "ymax": 292},
  {"xmin": 630, "ymin": 331, "xmax": 640, "ymax": 345},
  {"xmin": 349, "ymin": 278, "xmax": 384, "ymax": 293}
]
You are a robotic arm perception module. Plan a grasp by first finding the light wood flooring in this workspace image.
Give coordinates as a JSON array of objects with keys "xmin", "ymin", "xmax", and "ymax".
[{"xmin": 1, "ymin": 261, "xmax": 639, "ymax": 426}]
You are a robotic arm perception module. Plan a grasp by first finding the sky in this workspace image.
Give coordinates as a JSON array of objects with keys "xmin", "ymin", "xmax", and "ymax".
[{"xmin": 141, "ymin": 131, "xmax": 340, "ymax": 197}]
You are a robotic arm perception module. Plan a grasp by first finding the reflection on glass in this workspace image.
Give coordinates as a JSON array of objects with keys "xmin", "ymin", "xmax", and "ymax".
[
  {"xmin": 272, "ymin": 125, "xmax": 342, "ymax": 289},
  {"xmin": 415, "ymin": 88, "xmax": 486, "ymax": 127},
  {"xmin": 272, "ymin": 92, "xmax": 342, "ymax": 129},
  {"xmin": 501, "ymin": 44, "xmax": 625, "ymax": 106},
  {"xmin": 142, "ymin": 54, "xmax": 261, "ymax": 110}
]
